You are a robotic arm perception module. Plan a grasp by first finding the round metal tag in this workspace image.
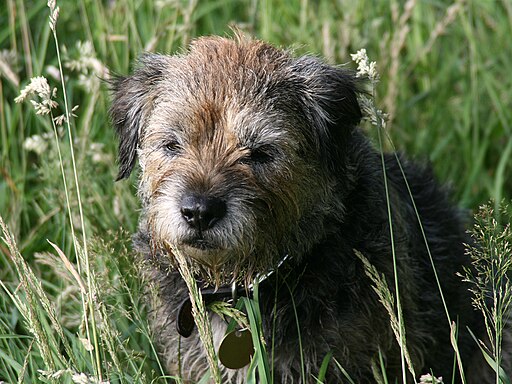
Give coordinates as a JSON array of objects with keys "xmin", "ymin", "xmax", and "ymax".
[{"xmin": 218, "ymin": 328, "xmax": 254, "ymax": 369}]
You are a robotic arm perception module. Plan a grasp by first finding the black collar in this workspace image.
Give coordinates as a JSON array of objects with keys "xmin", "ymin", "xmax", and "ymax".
[
  {"xmin": 176, "ymin": 282, "xmax": 249, "ymax": 337},
  {"xmin": 176, "ymin": 254, "xmax": 290, "ymax": 338}
]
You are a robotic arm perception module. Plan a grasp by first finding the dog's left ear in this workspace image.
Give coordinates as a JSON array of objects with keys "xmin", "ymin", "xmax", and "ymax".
[
  {"xmin": 109, "ymin": 54, "xmax": 167, "ymax": 180},
  {"xmin": 291, "ymin": 56, "xmax": 362, "ymax": 166}
]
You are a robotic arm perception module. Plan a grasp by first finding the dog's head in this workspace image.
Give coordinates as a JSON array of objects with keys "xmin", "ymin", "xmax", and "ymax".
[{"xmin": 110, "ymin": 35, "xmax": 361, "ymax": 284}]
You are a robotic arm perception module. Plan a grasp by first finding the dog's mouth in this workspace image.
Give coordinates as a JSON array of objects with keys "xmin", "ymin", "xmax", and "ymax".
[
  {"xmin": 181, "ymin": 235, "xmax": 224, "ymax": 252},
  {"xmin": 176, "ymin": 237, "xmax": 235, "ymax": 278},
  {"xmin": 182, "ymin": 238, "xmax": 219, "ymax": 251}
]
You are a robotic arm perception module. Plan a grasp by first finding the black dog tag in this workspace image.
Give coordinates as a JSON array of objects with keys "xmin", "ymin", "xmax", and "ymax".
[
  {"xmin": 176, "ymin": 299, "xmax": 194, "ymax": 338},
  {"xmin": 218, "ymin": 328, "xmax": 254, "ymax": 369}
]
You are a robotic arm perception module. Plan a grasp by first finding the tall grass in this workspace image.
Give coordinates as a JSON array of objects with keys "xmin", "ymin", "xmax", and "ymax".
[
  {"xmin": 462, "ymin": 204, "xmax": 512, "ymax": 384},
  {"xmin": 0, "ymin": 0, "xmax": 511, "ymax": 383}
]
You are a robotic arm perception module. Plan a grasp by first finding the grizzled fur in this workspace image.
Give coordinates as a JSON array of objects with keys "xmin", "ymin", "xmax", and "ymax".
[{"xmin": 110, "ymin": 35, "xmax": 509, "ymax": 383}]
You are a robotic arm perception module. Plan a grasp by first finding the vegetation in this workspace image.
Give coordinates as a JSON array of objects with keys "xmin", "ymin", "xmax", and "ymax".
[{"xmin": 0, "ymin": 0, "xmax": 510, "ymax": 383}]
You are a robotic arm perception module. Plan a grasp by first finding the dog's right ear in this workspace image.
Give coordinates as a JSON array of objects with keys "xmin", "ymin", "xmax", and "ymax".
[
  {"xmin": 290, "ymin": 56, "xmax": 362, "ymax": 174},
  {"xmin": 109, "ymin": 54, "xmax": 167, "ymax": 180}
]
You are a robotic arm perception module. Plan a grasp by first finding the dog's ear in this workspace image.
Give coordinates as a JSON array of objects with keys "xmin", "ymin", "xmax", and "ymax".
[
  {"xmin": 291, "ymin": 56, "xmax": 362, "ymax": 167},
  {"xmin": 109, "ymin": 54, "xmax": 167, "ymax": 180}
]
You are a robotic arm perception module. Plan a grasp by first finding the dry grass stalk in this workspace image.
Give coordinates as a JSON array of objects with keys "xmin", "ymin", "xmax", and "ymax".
[
  {"xmin": 407, "ymin": 0, "xmax": 466, "ymax": 74},
  {"xmin": 0, "ymin": 215, "xmax": 72, "ymax": 371},
  {"xmin": 168, "ymin": 242, "xmax": 222, "ymax": 384},
  {"xmin": 384, "ymin": 0, "xmax": 416, "ymax": 126},
  {"xmin": 354, "ymin": 249, "xmax": 416, "ymax": 379}
]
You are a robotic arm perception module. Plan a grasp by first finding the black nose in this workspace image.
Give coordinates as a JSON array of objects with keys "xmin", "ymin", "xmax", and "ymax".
[{"xmin": 180, "ymin": 194, "xmax": 227, "ymax": 231}]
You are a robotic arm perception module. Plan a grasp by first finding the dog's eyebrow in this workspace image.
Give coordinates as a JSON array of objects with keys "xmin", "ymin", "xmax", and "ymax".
[
  {"xmin": 229, "ymin": 108, "xmax": 298, "ymax": 148},
  {"xmin": 143, "ymin": 123, "xmax": 183, "ymax": 142},
  {"xmin": 242, "ymin": 128, "xmax": 289, "ymax": 148}
]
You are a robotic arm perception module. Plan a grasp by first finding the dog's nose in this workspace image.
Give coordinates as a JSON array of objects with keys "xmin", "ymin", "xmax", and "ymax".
[{"xmin": 180, "ymin": 194, "xmax": 227, "ymax": 231}]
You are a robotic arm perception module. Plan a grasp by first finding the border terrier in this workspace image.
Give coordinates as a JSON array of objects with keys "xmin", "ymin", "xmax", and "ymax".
[{"xmin": 110, "ymin": 35, "xmax": 509, "ymax": 383}]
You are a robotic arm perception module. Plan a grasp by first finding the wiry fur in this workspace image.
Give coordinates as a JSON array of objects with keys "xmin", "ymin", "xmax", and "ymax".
[{"xmin": 110, "ymin": 35, "xmax": 510, "ymax": 383}]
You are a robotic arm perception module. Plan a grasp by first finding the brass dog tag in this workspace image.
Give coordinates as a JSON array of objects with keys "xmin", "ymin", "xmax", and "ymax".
[{"xmin": 218, "ymin": 328, "xmax": 254, "ymax": 369}]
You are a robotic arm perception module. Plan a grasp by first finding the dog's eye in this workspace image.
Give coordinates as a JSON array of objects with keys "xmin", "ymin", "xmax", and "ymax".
[
  {"xmin": 242, "ymin": 145, "xmax": 275, "ymax": 165},
  {"xmin": 163, "ymin": 140, "xmax": 181, "ymax": 156}
]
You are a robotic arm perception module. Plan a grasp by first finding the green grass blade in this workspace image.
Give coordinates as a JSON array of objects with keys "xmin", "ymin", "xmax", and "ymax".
[{"xmin": 243, "ymin": 287, "xmax": 271, "ymax": 384}]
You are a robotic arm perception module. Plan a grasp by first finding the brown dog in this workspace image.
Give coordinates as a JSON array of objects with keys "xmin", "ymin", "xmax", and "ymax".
[{"xmin": 110, "ymin": 35, "xmax": 509, "ymax": 383}]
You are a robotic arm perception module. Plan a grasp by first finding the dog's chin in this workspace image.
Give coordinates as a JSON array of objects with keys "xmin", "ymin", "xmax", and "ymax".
[{"xmin": 172, "ymin": 239, "xmax": 260, "ymax": 286}]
